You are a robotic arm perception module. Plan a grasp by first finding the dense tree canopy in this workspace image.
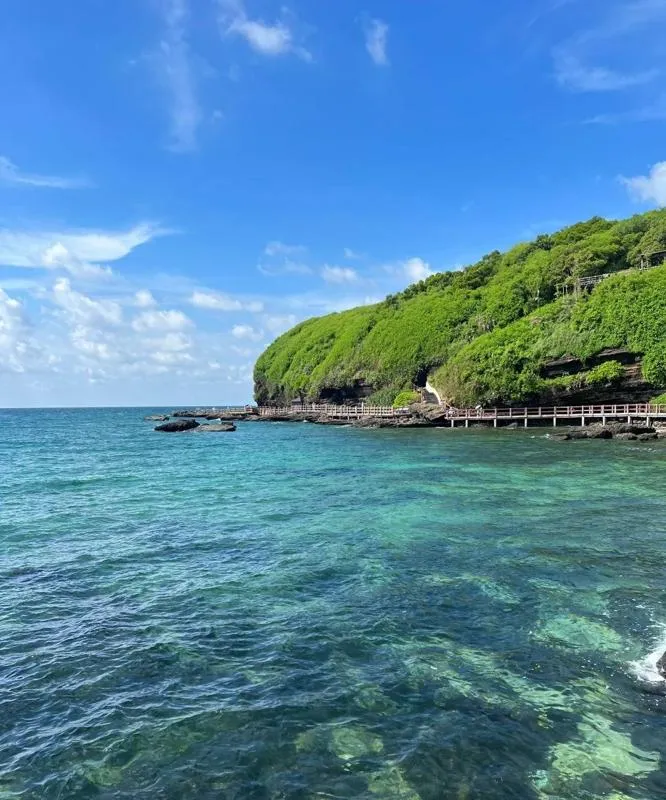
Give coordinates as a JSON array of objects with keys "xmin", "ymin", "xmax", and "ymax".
[{"xmin": 254, "ymin": 210, "xmax": 666, "ymax": 406}]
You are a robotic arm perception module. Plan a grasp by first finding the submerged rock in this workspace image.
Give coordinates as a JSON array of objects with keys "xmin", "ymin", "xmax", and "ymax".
[
  {"xmin": 533, "ymin": 613, "xmax": 625, "ymax": 654},
  {"xmin": 197, "ymin": 423, "xmax": 236, "ymax": 432},
  {"xmin": 330, "ymin": 726, "xmax": 384, "ymax": 761},
  {"xmin": 144, "ymin": 414, "xmax": 169, "ymax": 422},
  {"xmin": 155, "ymin": 419, "xmax": 200, "ymax": 432}
]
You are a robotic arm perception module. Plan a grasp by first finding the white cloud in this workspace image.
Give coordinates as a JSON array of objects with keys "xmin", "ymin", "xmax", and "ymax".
[
  {"xmin": 189, "ymin": 290, "xmax": 263, "ymax": 312},
  {"xmin": 134, "ymin": 289, "xmax": 157, "ymax": 308},
  {"xmin": 403, "ymin": 257, "xmax": 434, "ymax": 282},
  {"xmin": 621, "ymin": 161, "xmax": 666, "ymax": 206},
  {"xmin": 0, "ymin": 223, "xmax": 167, "ymax": 276},
  {"xmin": 264, "ymin": 241, "xmax": 307, "ymax": 257},
  {"xmin": 554, "ymin": 53, "xmax": 656, "ymax": 92},
  {"xmin": 263, "ymin": 313, "xmax": 296, "ymax": 334},
  {"xmin": 52, "ymin": 278, "xmax": 123, "ymax": 326},
  {"xmin": 321, "ymin": 265, "xmax": 359, "ymax": 284},
  {"xmin": 343, "ymin": 247, "xmax": 363, "ymax": 260},
  {"xmin": 70, "ymin": 326, "xmax": 114, "ymax": 361},
  {"xmin": 0, "ymin": 156, "xmax": 90, "ymax": 189},
  {"xmin": 41, "ymin": 242, "xmax": 112, "ymax": 279},
  {"xmin": 0, "ymin": 278, "xmax": 265, "ymax": 404},
  {"xmin": 231, "ymin": 323, "xmax": 264, "ymax": 341},
  {"xmin": 155, "ymin": 0, "xmax": 202, "ymax": 152},
  {"xmin": 0, "ymin": 289, "xmax": 31, "ymax": 372},
  {"xmin": 258, "ymin": 259, "xmax": 312, "ymax": 277},
  {"xmin": 258, "ymin": 241, "xmax": 313, "ymax": 276},
  {"xmin": 364, "ymin": 19, "xmax": 389, "ymax": 67},
  {"xmin": 218, "ymin": 0, "xmax": 311, "ymax": 60},
  {"xmin": 132, "ymin": 309, "xmax": 192, "ymax": 332}
]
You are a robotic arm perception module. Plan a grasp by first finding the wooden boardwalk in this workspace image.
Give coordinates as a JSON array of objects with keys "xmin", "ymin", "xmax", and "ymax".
[{"xmin": 258, "ymin": 403, "xmax": 666, "ymax": 427}]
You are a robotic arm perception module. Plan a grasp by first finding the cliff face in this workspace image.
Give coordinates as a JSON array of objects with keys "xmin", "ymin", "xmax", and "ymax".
[{"xmin": 254, "ymin": 211, "xmax": 666, "ymax": 407}]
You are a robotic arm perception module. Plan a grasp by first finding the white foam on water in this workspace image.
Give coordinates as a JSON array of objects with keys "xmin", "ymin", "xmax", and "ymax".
[{"xmin": 629, "ymin": 624, "xmax": 666, "ymax": 684}]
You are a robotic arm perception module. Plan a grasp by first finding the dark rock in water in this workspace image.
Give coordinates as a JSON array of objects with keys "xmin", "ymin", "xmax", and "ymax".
[
  {"xmin": 197, "ymin": 423, "xmax": 236, "ymax": 432},
  {"xmin": 314, "ymin": 416, "xmax": 351, "ymax": 426},
  {"xmin": 549, "ymin": 432, "xmax": 572, "ymax": 441},
  {"xmin": 144, "ymin": 414, "xmax": 169, "ymax": 422},
  {"xmin": 615, "ymin": 432, "xmax": 638, "ymax": 441},
  {"xmin": 584, "ymin": 425, "xmax": 613, "ymax": 440},
  {"xmin": 638, "ymin": 432, "xmax": 658, "ymax": 441},
  {"xmin": 352, "ymin": 416, "xmax": 430, "ymax": 429},
  {"xmin": 505, "ymin": 422, "xmax": 519, "ymax": 430},
  {"xmin": 409, "ymin": 402, "xmax": 450, "ymax": 425},
  {"xmin": 155, "ymin": 419, "xmax": 200, "ymax": 432},
  {"xmin": 657, "ymin": 652, "xmax": 666, "ymax": 679},
  {"xmin": 604, "ymin": 422, "xmax": 656, "ymax": 436},
  {"xmin": 568, "ymin": 429, "xmax": 591, "ymax": 440}
]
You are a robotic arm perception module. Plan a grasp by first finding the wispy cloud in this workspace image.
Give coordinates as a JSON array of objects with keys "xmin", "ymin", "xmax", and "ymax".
[
  {"xmin": 552, "ymin": 0, "xmax": 664, "ymax": 93},
  {"xmin": 231, "ymin": 323, "xmax": 264, "ymax": 341},
  {"xmin": 189, "ymin": 290, "xmax": 263, "ymax": 312},
  {"xmin": 364, "ymin": 18, "xmax": 389, "ymax": 67},
  {"xmin": 621, "ymin": 161, "xmax": 666, "ymax": 207},
  {"xmin": 384, "ymin": 257, "xmax": 434, "ymax": 284},
  {"xmin": 259, "ymin": 241, "xmax": 312, "ymax": 277},
  {"xmin": 584, "ymin": 94, "xmax": 666, "ymax": 125},
  {"xmin": 554, "ymin": 52, "xmax": 656, "ymax": 92},
  {"xmin": 155, "ymin": 0, "xmax": 202, "ymax": 152},
  {"xmin": 0, "ymin": 156, "xmax": 91, "ymax": 189},
  {"xmin": 321, "ymin": 265, "xmax": 358, "ymax": 284},
  {"xmin": 264, "ymin": 241, "xmax": 307, "ymax": 257},
  {"xmin": 131, "ymin": 309, "xmax": 192, "ymax": 332},
  {"xmin": 217, "ymin": 0, "xmax": 312, "ymax": 61},
  {"xmin": 0, "ymin": 223, "xmax": 169, "ymax": 278}
]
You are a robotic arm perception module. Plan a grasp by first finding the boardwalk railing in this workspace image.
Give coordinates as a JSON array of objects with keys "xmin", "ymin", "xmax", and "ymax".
[
  {"xmin": 444, "ymin": 404, "xmax": 666, "ymax": 419},
  {"xmin": 258, "ymin": 403, "xmax": 666, "ymax": 423},
  {"xmin": 259, "ymin": 404, "xmax": 405, "ymax": 418}
]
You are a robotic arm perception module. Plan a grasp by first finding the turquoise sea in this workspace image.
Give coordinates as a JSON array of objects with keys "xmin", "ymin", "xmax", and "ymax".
[{"xmin": 2, "ymin": 408, "xmax": 666, "ymax": 799}]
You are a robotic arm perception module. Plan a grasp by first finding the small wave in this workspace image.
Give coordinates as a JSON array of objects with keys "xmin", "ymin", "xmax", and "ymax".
[{"xmin": 630, "ymin": 625, "xmax": 666, "ymax": 684}]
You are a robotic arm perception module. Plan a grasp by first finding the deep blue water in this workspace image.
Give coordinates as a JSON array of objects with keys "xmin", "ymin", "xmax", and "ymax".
[{"xmin": 1, "ymin": 408, "xmax": 666, "ymax": 799}]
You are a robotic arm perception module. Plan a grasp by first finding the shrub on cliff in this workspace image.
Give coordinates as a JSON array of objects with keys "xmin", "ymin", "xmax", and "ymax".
[{"xmin": 392, "ymin": 390, "xmax": 420, "ymax": 408}]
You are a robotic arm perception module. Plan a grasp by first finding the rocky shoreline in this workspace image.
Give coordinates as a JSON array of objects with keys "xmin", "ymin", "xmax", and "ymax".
[
  {"xmin": 150, "ymin": 405, "xmax": 665, "ymax": 440},
  {"xmin": 252, "ymin": 406, "xmax": 666, "ymax": 439}
]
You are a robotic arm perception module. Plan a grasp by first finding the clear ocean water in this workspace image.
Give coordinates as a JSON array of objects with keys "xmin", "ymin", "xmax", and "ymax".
[{"xmin": 2, "ymin": 408, "xmax": 666, "ymax": 800}]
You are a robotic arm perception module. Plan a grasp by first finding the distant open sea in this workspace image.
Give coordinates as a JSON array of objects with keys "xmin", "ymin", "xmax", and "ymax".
[{"xmin": 2, "ymin": 408, "xmax": 666, "ymax": 799}]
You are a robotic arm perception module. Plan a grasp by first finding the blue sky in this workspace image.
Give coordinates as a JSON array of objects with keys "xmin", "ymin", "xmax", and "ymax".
[{"xmin": 1, "ymin": 0, "xmax": 665, "ymax": 406}]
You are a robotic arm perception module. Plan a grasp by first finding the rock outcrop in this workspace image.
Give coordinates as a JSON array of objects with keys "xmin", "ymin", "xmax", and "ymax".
[
  {"xmin": 197, "ymin": 423, "xmax": 237, "ymax": 432},
  {"xmin": 173, "ymin": 408, "xmax": 258, "ymax": 421},
  {"xmin": 155, "ymin": 419, "xmax": 200, "ymax": 432},
  {"xmin": 409, "ymin": 403, "xmax": 451, "ymax": 426},
  {"xmin": 144, "ymin": 414, "xmax": 169, "ymax": 421},
  {"xmin": 554, "ymin": 422, "xmax": 658, "ymax": 441}
]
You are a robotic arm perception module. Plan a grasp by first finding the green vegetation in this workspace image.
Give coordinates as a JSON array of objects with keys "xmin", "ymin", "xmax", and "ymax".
[
  {"xmin": 254, "ymin": 210, "xmax": 666, "ymax": 406},
  {"xmin": 651, "ymin": 392, "xmax": 666, "ymax": 405},
  {"xmin": 543, "ymin": 361, "xmax": 625, "ymax": 394},
  {"xmin": 392, "ymin": 390, "xmax": 420, "ymax": 408}
]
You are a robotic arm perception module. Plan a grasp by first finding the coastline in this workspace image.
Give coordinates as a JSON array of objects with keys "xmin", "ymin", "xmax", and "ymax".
[{"xmin": 159, "ymin": 404, "xmax": 666, "ymax": 439}]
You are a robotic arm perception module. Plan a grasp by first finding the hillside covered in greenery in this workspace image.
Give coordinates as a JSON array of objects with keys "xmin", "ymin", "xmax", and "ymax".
[{"xmin": 254, "ymin": 211, "xmax": 666, "ymax": 407}]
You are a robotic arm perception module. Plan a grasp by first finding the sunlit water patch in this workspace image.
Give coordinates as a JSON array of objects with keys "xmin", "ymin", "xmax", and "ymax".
[{"xmin": 1, "ymin": 410, "xmax": 666, "ymax": 799}]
